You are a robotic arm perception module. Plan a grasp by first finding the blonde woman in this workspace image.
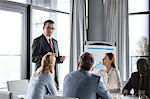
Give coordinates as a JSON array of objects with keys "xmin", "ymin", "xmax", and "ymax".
[
  {"xmin": 97, "ymin": 53, "xmax": 122, "ymax": 93},
  {"xmin": 26, "ymin": 53, "xmax": 57, "ymax": 99}
]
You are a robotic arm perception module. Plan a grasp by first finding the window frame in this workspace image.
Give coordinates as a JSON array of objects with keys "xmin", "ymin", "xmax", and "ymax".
[{"xmin": 0, "ymin": 0, "xmax": 27, "ymax": 88}]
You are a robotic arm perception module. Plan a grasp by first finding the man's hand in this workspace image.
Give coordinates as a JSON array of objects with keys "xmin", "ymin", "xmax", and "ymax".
[
  {"xmin": 47, "ymin": 52, "xmax": 56, "ymax": 56},
  {"xmin": 60, "ymin": 56, "xmax": 65, "ymax": 63},
  {"xmin": 122, "ymin": 89, "xmax": 129, "ymax": 96}
]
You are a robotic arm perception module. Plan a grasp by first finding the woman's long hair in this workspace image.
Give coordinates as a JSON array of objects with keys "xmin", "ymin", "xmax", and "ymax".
[
  {"xmin": 106, "ymin": 53, "xmax": 116, "ymax": 68},
  {"xmin": 41, "ymin": 54, "xmax": 56, "ymax": 74},
  {"xmin": 33, "ymin": 54, "xmax": 56, "ymax": 76},
  {"xmin": 137, "ymin": 58, "xmax": 148, "ymax": 74}
]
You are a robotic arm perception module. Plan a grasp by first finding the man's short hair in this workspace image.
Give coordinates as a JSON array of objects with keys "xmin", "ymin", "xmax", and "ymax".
[
  {"xmin": 79, "ymin": 52, "xmax": 94, "ymax": 70},
  {"xmin": 43, "ymin": 20, "xmax": 54, "ymax": 28}
]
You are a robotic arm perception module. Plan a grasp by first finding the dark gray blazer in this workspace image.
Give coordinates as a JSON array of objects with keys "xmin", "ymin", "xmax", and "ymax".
[
  {"xmin": 32, "ymin": 34, "xmax": 61, "ymax": 88},
  {"xmin": 63, "ymin": 70, "xmax": 112, "ymax": 99},
  {"xmin": 32, "ymin": 34, "xmax": 60, "ymax": 67}
]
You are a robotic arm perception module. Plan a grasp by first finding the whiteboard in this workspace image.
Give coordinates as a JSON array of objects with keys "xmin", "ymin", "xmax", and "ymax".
[{"xmin": 84, "ymin": 45, "xmax": 117, "ymax": 73}]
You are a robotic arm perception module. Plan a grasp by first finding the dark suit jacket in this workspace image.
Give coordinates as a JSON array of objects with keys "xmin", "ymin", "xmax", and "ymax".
[
  {"xmin": 32, "ymin": 34, "xmax": 61, "ymax": 88},
  {"xmin": 123, "ymin": 71, "xmax": 149, "ymax": 96}
]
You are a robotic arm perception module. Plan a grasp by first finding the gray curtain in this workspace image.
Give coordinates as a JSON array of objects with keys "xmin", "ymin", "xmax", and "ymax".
[
  {"xmin": 88, "ymin": 0, "xmax": 105, "ymax": 41},
  {"xmin": 70, "ymin": 0, "xmax": 129, "ymax": 80},
  {"xmin": 70, "ymin": 0, "xmax": 86, "ymax": 71},
  {"xmin": 104, "ymin": 0, "xmax": 129, "ymax": 80}
]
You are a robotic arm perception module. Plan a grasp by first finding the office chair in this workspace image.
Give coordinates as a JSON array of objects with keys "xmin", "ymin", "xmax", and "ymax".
[
  {"xmin": 7, "ymin": 79, "xmax": 28, "ymax": 99},
  {"xmin": 0, "ymin": 90, "xmax": 12, "ymax": 99}
]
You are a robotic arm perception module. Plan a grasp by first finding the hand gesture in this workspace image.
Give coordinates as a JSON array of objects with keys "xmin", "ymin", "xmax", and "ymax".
[
  {"xmin": 122, "ymin": 89, "xmax": 129, "ymax": 96},
  {"xmin": 60, "ymin": 56, "xmax": 65, "ymax": 63}
]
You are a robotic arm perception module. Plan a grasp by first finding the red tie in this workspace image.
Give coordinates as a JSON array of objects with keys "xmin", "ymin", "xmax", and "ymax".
[{"xmin": 49, "ymin": 38, "xmax": 54, "ymax": 52}]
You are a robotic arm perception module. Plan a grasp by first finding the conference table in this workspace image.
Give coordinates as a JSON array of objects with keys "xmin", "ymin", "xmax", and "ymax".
[
  {"xmin": 56, "ymin": 92, "xmax": 143, "ymax": 99},
  {"xmin": 112, "ymin": 93, "xmax": 140, "ymax": 99}
]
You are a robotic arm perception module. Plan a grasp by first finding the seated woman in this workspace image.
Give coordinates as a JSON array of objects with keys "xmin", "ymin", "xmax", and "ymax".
[
  {"xmin": 122, "ymin": 58, "xmax": 149, "ymax": 97},
  {"xmin": 97, "ymin": 53, "xmax": 122, "ymax": 93},
  {"xmin": 26, "ymin": 53, "xmax": 58, "ymax": 99}
]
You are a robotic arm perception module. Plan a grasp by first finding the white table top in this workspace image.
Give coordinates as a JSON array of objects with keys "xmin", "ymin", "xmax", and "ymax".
[{"xmin": 112, "ymin": 93, "xmax": 140, "ymax": 99}]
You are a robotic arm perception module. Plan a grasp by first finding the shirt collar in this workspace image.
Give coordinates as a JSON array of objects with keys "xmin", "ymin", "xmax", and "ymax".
[{"xmin": 43, "ymin": 33, "xmax": 52, "ymax": 43}]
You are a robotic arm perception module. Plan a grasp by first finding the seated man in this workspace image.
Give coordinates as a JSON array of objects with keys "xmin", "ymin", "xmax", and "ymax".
[
  {"xmin": 122, "ymin": 58, "xmax": 149, "ymax": 97},
  {"xmin": 63, "ymin": 52, "xmax": 112, "ymax": 99}
]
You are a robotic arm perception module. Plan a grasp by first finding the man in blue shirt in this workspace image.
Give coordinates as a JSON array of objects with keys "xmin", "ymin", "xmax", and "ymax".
[{"xmin": 63, "ymin": 52, "xmax": 112, "ymax": 99}]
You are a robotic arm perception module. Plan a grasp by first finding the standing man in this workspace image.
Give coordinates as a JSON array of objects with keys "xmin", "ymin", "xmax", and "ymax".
[
  {"xmin": 63, "ymin": 52, "xmax": 112, "ymax": 99},
  {"xmin": 32, "ymin": 20, "xmax": 65, "ymax": 89}
]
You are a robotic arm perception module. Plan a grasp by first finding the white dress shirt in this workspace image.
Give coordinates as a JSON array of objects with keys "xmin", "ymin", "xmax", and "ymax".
[{"xmin": 97, "ymin": 67, "xmax": 122, "ymax": 93}]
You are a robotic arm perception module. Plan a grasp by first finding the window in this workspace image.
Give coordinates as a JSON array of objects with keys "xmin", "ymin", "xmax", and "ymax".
[
  {"xmin": 32, "ymin": 0, "xmax": 70, "ymax": 13},
  {"xmin": 0, "ymin": 0, "xmax": 70, "ymax": 92},
  {"xmin": 7, "ymin": 0, "xmax": 28, "ymax": 4},
  {"xmin": 128, "ymin": 0, "xmax": 149, "ymax": 75},
  {"xmin": 0, "ymin": 2, "xmax": 27, "ymax": 89}
]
